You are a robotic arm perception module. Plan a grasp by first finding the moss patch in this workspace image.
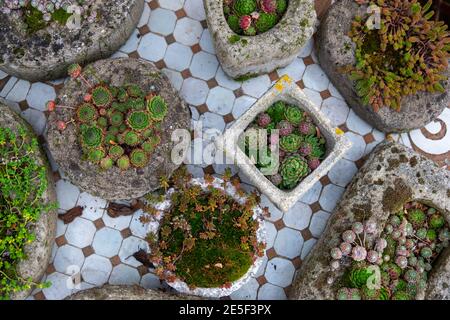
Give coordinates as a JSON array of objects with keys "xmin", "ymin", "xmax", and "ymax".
[{"xmin": 382, "ymin": 178, "xmax": 412, "ymax": 212}]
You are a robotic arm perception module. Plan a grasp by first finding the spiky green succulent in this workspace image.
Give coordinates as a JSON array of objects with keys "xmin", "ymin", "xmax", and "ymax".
[
  {"xmin": 100, "ymin": 157, "xmax": 114, "ymax": 170},
  {"xmin": 276, "ymin": 0, "xmax": 288, "ymax": 14},
  {"xmin": 279, "ymin": 155, "xmax": 309, "ymax": 189},
  {"xmin": 280, "ymin": 133, "xmax": 302, "ymax": 153},
  {"xmin": 148, "ymin": 96, "xmax": 168, "ymax": 121},
  {"xmin": 284, "ymin": 105, "xmax": 303, "ymax": 125},
  {"xmin": 109, "ymin": 111, "xmax": 124, "ymax": 127},
  {"xmin": 227, "ymin": 14, "xmax": 241, "ymax": 33},
  {"xmin": 255, "ymin": 12, "xmax": 278, "ymax": 33},
  {"xmin": 108, "ymin": 145, "xmax": 124, "ymax": 160},
  {"xmin": 127, "ymin": 111, "xmax": 151, "ymax": 131},
  {"xmin": 96, "ymin": 116, "xmax": 108, "ymax": 128},
  {"xmin": 92, "ymin": 86, "xmax": 112, "ymax": 107},
  {"xmin": 76, "ymin": 103, "xmax": 98, "ymax": 123},
  {"xmin": 347, "ymin": 267, "xmax": 374, "ymax": 289},
  {"xmin": 302, "ymin": 135, "xmax": 326, "ymax": 159},
  {"xmin": 392, "ymin": 291, "xmax": 412, "ymax": 300},
  {"xmin": 126, "ymin": 84, "xmax": 144, "ymax": 98},
  {"xmin": 117, "ymin": 155, "xmax": 130, "ymax": 171},
  {"xmin": 88, "ymin": 148, "xmax": 105, "ymax": 163},
  {"xmin": 429, "ymin": 214, "xmax": 445, "ymax": 229},
  {"xmin": 361, "ymin": 286, "xmax": 390, "ymax": 300},
  {"xmin": 267, "ymin": 101, "xmax": 286, "ymax": 123},
  {"xmin": 123, "ymin": 130, "xmax": 140, "ymax": 147},
  {"xmin": 128, "ymin": 98, "xmax": 146, "ymax": 110},
  {"xmin": 233, "ymin": 0, "xmax": 257, "ymax": 15},
  {"xmin": 130, "ymin": 149, "xmax": 149, "ymax": 168},
  {"xmin": 81, "ymin": 126, "xmax": 103, "ymax": 148},
  {"xmin": 408, "ymin": 209, "xmax": 426, "ymax": 228}
]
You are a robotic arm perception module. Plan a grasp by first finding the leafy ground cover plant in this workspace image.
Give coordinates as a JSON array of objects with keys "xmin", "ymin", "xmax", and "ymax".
[
  {"xmin": 223, "ymin": 0, "xmax": 288, "ymax": 36},
  {"xmin": 349, "ymin": 0, "xmax": 450, "ymax": 111},
  {"xmin": 327, "ymin": 201, "xmax": 449, "ymax": 300},
  {"xmin": 47, "ymin": 63, "xmax": 168, "ymax": 171},
  {"xmin": 0, "ymin": 126, "xmax": 55, "ymax": 300},
  {"xmin": 1, "ymin": 0, "xmax": 98, "ymax": 34},
  {"xmin": 143, "ymin": 168, "xmax": 266, "ymax": 289},
  {"xmin": 241, "ymin": 100, "xmax": 326, "ymax": 191}
]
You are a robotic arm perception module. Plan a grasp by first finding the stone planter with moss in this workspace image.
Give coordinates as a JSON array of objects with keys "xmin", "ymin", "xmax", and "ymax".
[
  {"xmin": 205, "ymin": 0, "xmax": 316, "ymax": 79},
  {"xmin": 142, "ymin": 169, "xmax": 266, "ymax": 298},
  {"xmin": 217, "ymin": 75, "xmax": 351, "ymax": 213},
  {"xmin": 45, "ymin": 58, "xmax": 190, "ymax": 200},
  {"xmin": 0, "ymin": 0, "xmax": 144, "ymax": 82},
  {"xmin": 0, "ymin": 101, "xmax": 57, "ymax": 300},
  {"xmin": 317, "ymin": 0, "xmax": 450, "ymax": 133},
  {"xmin": 289, "ymin": 142, "xmax": 450, "ymax": 300}
]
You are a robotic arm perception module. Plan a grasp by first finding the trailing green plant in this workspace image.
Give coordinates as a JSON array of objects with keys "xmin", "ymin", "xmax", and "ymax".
[
  {"xmin": 49, "ymin": 64, "xmax": 169, "ymax": 171},
  {"xmin": 349, "ymin": 0, "xmax": 450, "ymax": 111},
  {"xmin": 223, "ymin": 0, "xmax": 289, "ymax": 36},
  {"xmin": 144, "ymin": 167, "xmax": 266, "ymax": 288},
  {"xmin": 0, "ymin": 126, "xmax": 55, "ymax": 300}
]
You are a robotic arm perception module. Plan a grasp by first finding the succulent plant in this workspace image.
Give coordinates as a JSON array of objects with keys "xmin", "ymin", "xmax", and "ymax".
[
  {"xmin": 123, "ymin": 130, "xmax": 140, "ymax": 147},
  {"xmin": 244, "ymin": 26, "xmax": 257, "ymax": 36},
  {"xmin": 284, "ymin": 105, "xmax": 303, "ymax": 125},
  {"xmin": 276, "ymin": 120, "xmax": 293, "ymax": 136},
  {"xmin": 276, "ymin": 0, "xmax": 287, "ymax": 14},
  {"xmin": 420, "ymin": 247, "xmax": 433, "ymax": 259},
  {"xmin": 239, "ymin": 15, "xmax": 252, "ymax": 30},
  {"xmin": 257, "ymin": 113, "xmax": 272, "ymax": 128},
  {"xmin": 92, "ymin": 86, "xmax": 112, "ymax": 107},
  {"xmin": 233, "ymin": 0, "xmax": 257, "ymax": 15},
  {"xmin": 269, "ymin": 173, "xmax": 283, "ymax": 186},
  {"xmin": 100, "ymin": 157, "xmax": 114, "ymax": 170},
  {"xmin": 76, "ymin": 103, "xmax": 98, "ymax": 123},
  {"xmin": 88, "ymin": 148, "xmax": 105, "ymax": 163},
  {"xmin": 408, "ymin": 209, "xmax": 426, "ymax": 228},
  {"xmin": 267, "ymin": 101, "xmax": 286, "ymax": 123},
  {"xmin": 255, "ymin": 12, "xmax": 277, "ymax": 33},
  {"xmin": 127, "ymin": 111, "xmax": 151, "ymax": 131},
  {"xmin": 279, "ymin": 155, "xmax": 309, "ymax": 189},
  {"xmin": 429, "ymin": 214, "xmax": 445, "ymax": 229},
  {"xmin": 261, "ymin": 0, "xmax": 276, "ymax": 13},
  {"xmin": 307, "ymin": 158, "xmax": 321, "ymax": 170},
  {"xmin": 126, "ymin": 84, "xmax": 144, "ymax": 98},
  {"xmin": 117, "ymin": 155, "xmax": 130, "ymax": 171},
  {"xmin": 298, "ymin": 121, "xmax": 316, "ymax": 135},
  {"xmin": 392, "ymin": 291, "xmax": 412, "ymax": 300},
  {"xmin": 347, "ymin": 267, "xmax": 373, "ymax": 289},
  {"xmin": 279, "ymin": 133, "xmax": 302, "ymax": 152},
  {"xmin": 81, "ymin": 126, "xmax": 103, "ymax": 148},
  {"xmin": 362, "ymin": 286, "xmax": 389, "ymax": 300},
  {"xmin": 148, "ymin": 96, "xmax": 168, "ymax": 121},
  {"xmin": 108, "ymin": 145, "xmax": 124, "ymax": 160},
  {"xmin": 227, "ymin": 14, "xmax": 241, "ymax": 33},
  {"xmin": 130, "ymin": 149, "xmax": 149, "ymax": 168}
]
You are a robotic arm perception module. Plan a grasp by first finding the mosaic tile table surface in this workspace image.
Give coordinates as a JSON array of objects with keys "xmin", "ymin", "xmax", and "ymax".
[{"xmin": 0, "ymin": 0, "xmax": 448, "ymax": 300}]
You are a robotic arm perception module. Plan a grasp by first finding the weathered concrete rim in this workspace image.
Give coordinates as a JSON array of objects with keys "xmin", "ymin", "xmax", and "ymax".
[
  {"xmin": 204, "ymin": 0, "xmax": 317, "ymax": 78},
  {"xmin": 289, "ymin": 141, "xmax": 450, "ymax": 300},
  {"xmin": 0, "ymin": 100, "xmax": 57, "ymax": 300},
  {"xmin": 0, "ymin": 0, "xmax": 144, "ymax": 82},
  {"xmin": 316, "ymin": 0, "xmax": 450, "ymax": 133},
  {"xmin": 45, "ymin": 57, "xmax": 190, "ymax": 200},
  {"xmin": 216, "ymin": 75, "xmax": 351, "ymax": 213},
  {"xmin": 66, "ymin": 285, "xmax": 203, "ymax": 300}
]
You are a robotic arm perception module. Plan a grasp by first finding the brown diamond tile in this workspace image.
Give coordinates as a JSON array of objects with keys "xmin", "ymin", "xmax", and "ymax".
[
  {"xmin": 268, "ymin": 70, "xmax": 279, "ymax": 82},
  {"xmin": 33, "ymin": 291, "xmax": 46, "ymax": 300},
  {"xmin": 301, "ymin": 228, "xmax": 313, "ymax": 241},
  {"xmin": 233, "ymin": 87, "xmax": 244, "ymax": 98},
  {"xmin": 292, "ymin": 257, "xmax": 303, "ymax": 269},
  {"xmin": 154, "ymin": 59, "xmax": 167, "ymax": 69},
  {"xmin": 138, "ymin": 25, "xmax": 150, "ymax": 36},
  {"xmin": 319, "ymin": 175, "xmax": 331, "ymax": 187},
  {"xmin": 203, "ymin": 165, "xmax": 215, "ymax": 175},
  {"xmin": 266, "ymin": 247, "xmax": 277, "ymax": 259},
  {"xmin": 355, "ymin": 157, "xmax": 366, "ymax": 169},
  {"xmin": 338, "ymin": 123, "xmax": 349, "ymax": 133},
  {"xmin": 181, "ymin": 69, "xmax": 192, "ymax": 79},
  {"xmin": 196, "ymin": 103, "xmax": 209, "ymax": 114},
  {"xmin": 93, "ymin": 218, "xmax": 105, "ymax": 230},
  {"xmin": 55, "ymin": 235, "xmax": 67, "ymax": 247},
  {"xmin": 148, "ymin": 0, "xmax": 159, "ymax": 10},
  {"xmin": 191, "ymin": 43, "xmax": 202, "ymax": 54},
  {"xmin": 320, "ymin": 89, "xmax": 332, "ymax": 100},
  {"xmin": 165, "ymin": 34, "xmax": 176, "ymax": 45},
  {"xmin": 110, "ymin": 255, "xmax": 121, "ymax": 267},
  {"xmin": 128, "ymin": 50, "xmax": 140, "ymax": 59},
  {"xmin": 283, "ymin": 285, "xmax": 293, "ymax": 296},
  {"xmin": 207, "ymin": 78, "xmax": 218, "ymax": 89},
  {"xmin": 274, "ymin": 219, "xmax": 285, "ymax": 230},
  {"xmin": 175, "ymin": 8, "xmax": 187, "ymax": 19},
  {"xmin": 137, "ymin": 265, "xmax": 150, "ymax": 277},
  {"xmin": 200, "ymin": 20, "xmax": 208, "ymax": 29},
  {"xmin": 223, "ymin": 113, "xmax": 235, "ymax": 124},
  {"xmin": 46, "ymin": 263, "xmax": 56, "ymax": 275},
  {"xmin": 82, "ymin": 246, "xmax": 95, "ymax": 257},
  {"xmin": 121, "ymin": 227, "xmax": 132, "ymax": 239},
  {"xmin": 52, "ymin": 170, "xmax": 61, "ymax": 182},
  {"xmin": 19, "ymin": 100, "xmax": 29, "ymax": 111},
  {"xmin": 310, "ymin": 202, "xmax": 322, "ymax": 213},
  {"xmin": 363, "ymin": 133, "xmax": 375, "ymax": 144},
  {"xmin": 303, "ymin": 56, "xmax": 315, "ymax": 66},
  {"xmin": 256, "ymin": 275, "xmax": 267, "ymax": 285},
  {"xmin": 296, "ymin": 80, "xmax": 305, "ymax": 89}
]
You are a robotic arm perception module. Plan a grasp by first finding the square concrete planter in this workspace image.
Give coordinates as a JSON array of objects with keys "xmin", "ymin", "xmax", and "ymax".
[
  {"xmin": 216, "ymin": 75, "xmax": 351, "ymax": 212},
  {"xmin": 204, "ymin": 0, "xmax": 317, "ymax": 79}
]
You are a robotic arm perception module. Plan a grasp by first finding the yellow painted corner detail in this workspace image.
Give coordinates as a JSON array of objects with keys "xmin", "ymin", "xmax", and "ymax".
[
  {"xmin": 274, "ymin": 75, "xmax": 293, "ymax": 92},
  {"xmin": 335, "ymin": 128, "xmax": 344, "ymax": 135}
]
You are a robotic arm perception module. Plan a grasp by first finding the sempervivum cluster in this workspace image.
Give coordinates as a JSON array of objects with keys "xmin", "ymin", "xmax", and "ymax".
[
  {"xmin": 243, "ymin": 100, "xmax": 327, "ymax": 190},
  {"xmin": 48, "ymin": 64, "xmax": 168, "ymax": 171},
  {"xmin": 223, "ymin": 0, "xmax": 288, "ymax": 36},
  {"xmin": 331, "ymin": 202, "xmax": 449, "ymax": 300},
  {"xmin": 1, "ymin": 0, "xmax": 97, "ymax": 25}
]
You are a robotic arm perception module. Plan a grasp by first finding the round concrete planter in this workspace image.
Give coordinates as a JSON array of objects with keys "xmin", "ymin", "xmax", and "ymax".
[
  {"xmin": 0, "ymin": 100, "xmax": 57, "ymax": 300},
  {"xmin": 317, "ymin": 0, "xmax": 450, "ymax": 133},
  {"xmin": 289, "ymin": 142, "xmax": 450, "ymax": 300},
  {"xmin": 204, "ymin": 0, "xmax": 317, "ymax": 79},
  {"xmin": 66, "ymin": 285, "xmax": 201, "ymax": 300},
  {"xmin": 147, "ymin": 177, "xmax": 266, "ymax": 298},
  {"xmin": 0, "ymin": 0, "xmax": 144, "ymax": 82},
  {"xmin": 46, "ymin": 58, "xmax": 190, "ymax": 201}
]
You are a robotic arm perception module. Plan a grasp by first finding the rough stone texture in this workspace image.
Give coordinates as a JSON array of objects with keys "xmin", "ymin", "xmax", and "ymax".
[
  {"xmin": 317, "ymin": 0, "xmax": 450, "ymax": 133},
  {"xmin": 217, "ymin": 76, "xmax": 351, "ymax": 213},
  {"xmin": 0, "ymin": 100, "xmax": 57, "ymax": 300},
  {"xmin": 66, "ymin": 285, "xmax": 203, "ymax": 300},
  {"xmin": 0, "ymin": 0, "xmax": 144, "ymax": 82},
  {"xmin": 204, "ymin": 0, "xmax": 317, "ymax": 79},
  {"xmin": 289, "ymin": 141, "xmax": 450, "ymax": 300},
  {"xmin": 46, "ymin": 58, "xmax": 191, "ymax": 200}
]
